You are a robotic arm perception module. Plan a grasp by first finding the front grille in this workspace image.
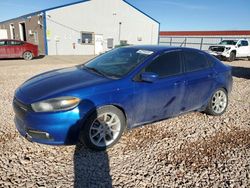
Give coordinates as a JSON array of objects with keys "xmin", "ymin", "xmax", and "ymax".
[
  {"xmin": 13, "ymin": 98, "xmax": 31, "ymax": 118},
  {"xmin": 210, "ymin": 46, "xmax": 225, "ymax": 52}
]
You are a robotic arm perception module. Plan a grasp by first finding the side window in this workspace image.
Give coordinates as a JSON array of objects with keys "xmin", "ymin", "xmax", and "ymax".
[
  {"xmin": 184, "ymin": 51, "xmax": 210, "ymax": 72},
  {"xmin": 9, "ymin": 41, "xmax": 23, "ymax": 46},
  {"xmin": 145, "ymin": 51, "xmax": 181, "ymax": 77},
  {"xmin": 241, "ymin": 40, "xmax": 248, "ymax": 46},
  {"xmin": 0, "ymin": 41, "xmax": 6, "ymax": 46}
]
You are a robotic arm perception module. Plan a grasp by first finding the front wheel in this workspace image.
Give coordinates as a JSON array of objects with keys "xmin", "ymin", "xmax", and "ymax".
[
  {"xmin": 23, "ymin": 51, "xmax": 33, "ymax": 60},
  {"xmin": 205, "ymin": 88, "xmax": 228, "ymax": 116},
  {"xmin": 228, "ymin": 51, "xmax": 236, "ymax": 62},
  {"xmin": 80, "ymin": 106, "xmax": 125, "ymax": 151}
]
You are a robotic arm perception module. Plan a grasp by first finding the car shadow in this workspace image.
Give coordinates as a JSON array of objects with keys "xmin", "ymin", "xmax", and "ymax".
[
  {"xmin": 34, "ymin": 55, "xmax": 46, "ymax": 59},
  {"xmin": 74, "ymin": 144, "xmax": 112, "ymax": 188},
  {"xmin": 231, "ymin": 66, "xmax": 250, "ymax": 79},
  {"xmin": 0, "ymin": 55, "xmax": 45, "ymax": 61},
  {"xmin": 72, "ymin": 99, "xmax": 112, "ymax": 188}
]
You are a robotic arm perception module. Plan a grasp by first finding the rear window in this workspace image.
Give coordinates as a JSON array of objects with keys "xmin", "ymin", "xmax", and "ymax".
[{"xmin": 183, "ymin": 51, "xmax": 210, "ymax": 72}]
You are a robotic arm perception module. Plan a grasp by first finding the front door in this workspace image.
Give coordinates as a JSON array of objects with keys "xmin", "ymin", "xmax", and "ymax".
[
  {"xmin": 131, "ymin": 50, "xmax": 186, "ymax": 125},
  {"xmin": 6, "ymin": 40, "xmax": 24, "ymax": 58},
  {"xmin": 237, "ymin": 40, "xmax": 249, "ymax": 57},
  {"xmin": 95, "ymin": 35, "xmax": 104, "ymax": 55}
]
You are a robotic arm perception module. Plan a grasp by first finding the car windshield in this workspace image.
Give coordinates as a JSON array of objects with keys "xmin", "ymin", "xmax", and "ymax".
[
  {"xmin": 219, "ymin": 40, "xmax": 237, "ymax": 45},
  {"xmin": 82, "ymin": 48, "xmax": 154, "ymax": 78}
]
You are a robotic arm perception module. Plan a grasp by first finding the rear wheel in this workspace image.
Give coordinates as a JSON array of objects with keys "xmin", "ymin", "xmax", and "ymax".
[
  {"xmin": 205, "ymin": 88, "xmax": 228, "ymax": 116},
  {"xmin": 23, "ymin": 51, "xmax": 33, "ymax": 60},
  {"xmin": 228, "ymin": 51, "xmax": 236, "ymax": 62},
  {"xmin": 80, "ymin": 106, "xmax": 125, "ymax": 151}
]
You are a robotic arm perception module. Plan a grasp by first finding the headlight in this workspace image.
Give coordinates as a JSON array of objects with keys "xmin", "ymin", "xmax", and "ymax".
[
  {"xmin": 31, "ymin": 96, "xmax": 80, "ymax": 112},
  {"xmin": 225, "ymin": 47, "xmax": 231, "ymax": 50}
]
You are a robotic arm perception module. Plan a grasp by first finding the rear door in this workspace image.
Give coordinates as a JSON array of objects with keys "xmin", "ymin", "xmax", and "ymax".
[
  {"xmin": 181, "ymin": 50, "xmax": 215, "ymax": 112},
  {"xmin": 0, "ymin": 40, "xmax": 7, "ymax": 58}
]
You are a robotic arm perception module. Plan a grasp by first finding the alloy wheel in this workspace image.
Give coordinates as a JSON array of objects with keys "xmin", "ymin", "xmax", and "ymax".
[
  {"xmin": 23, "ymin": 52, "xmax": 33, "ymax": 60},
  {"xmin": 211, "ymin": 90, "xmax": 227, "ymax": 114},
  {"xmin": 89, "ymin": 112, "xmax": 121, "ymax": 147}
]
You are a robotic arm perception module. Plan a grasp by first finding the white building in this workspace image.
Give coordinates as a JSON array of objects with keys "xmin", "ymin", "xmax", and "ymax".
[
  {"xmin": 0, "ymin": 0, "xmax": 160, "ymax": 55},
  {"xmin": 0, "ymin": 29, "xmax": 8, "ymax": 39},
  {"xmin": 46, "ymin": 0, "xmax": 160, "ymax": 55}
]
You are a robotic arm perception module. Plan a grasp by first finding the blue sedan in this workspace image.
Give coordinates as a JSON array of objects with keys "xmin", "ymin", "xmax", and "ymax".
[{"xmin": 13, "ymin": 46, "xmax": 232, "ymax": 150}]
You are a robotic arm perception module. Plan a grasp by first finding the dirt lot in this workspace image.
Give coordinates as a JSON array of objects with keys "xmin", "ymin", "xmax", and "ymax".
[{"xmin": 0, "ymin": 56, "xmax": 250, "ymax": 187}]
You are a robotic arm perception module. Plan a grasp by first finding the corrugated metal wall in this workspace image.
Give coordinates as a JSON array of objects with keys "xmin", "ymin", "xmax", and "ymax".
[{"xmin": 159, "ymin": 36, "xmax": 250, "ymax": 51}]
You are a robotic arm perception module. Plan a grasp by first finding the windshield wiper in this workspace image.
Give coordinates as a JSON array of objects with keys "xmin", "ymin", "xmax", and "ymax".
[{"xmin": 83, "ymin": 66, "xmax": 109, "ymax": 78}]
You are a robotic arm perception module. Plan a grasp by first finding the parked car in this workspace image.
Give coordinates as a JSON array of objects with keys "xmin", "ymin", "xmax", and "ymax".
[
  {"xmin": 13, "ymin": 46, "xmax": 232, "ymax": 150},
  {"xmin": 0, "ymin": 39, "xmax": 38, "ymax": 60},
  {"xmin": 208, "ymin": 39, "xmax": 250, "ymax": 62}
]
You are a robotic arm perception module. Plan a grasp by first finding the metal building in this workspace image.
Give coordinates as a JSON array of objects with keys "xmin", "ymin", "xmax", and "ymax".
[
  {"xmin": 0, "ymin": 0, "xmax": 159, "ymax": 55},
  {"xmin": 159, "ymin": 30, "xmax": 250, "ymax": 51}
]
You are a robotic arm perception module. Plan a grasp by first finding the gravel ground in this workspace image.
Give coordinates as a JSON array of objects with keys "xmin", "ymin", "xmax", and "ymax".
[{"xmin": 0, "ymin": 56, "xmax": 249, "ymax": 188}]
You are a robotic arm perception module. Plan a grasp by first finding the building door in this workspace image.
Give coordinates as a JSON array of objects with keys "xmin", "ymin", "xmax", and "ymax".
[
  {"xmin": 95, "ymin": 34, "xmax": 104, "ymax": 55},
  {"xmin": 19, "ymin": 22, "xmax": 27, "ymax": 41},
  {"xmin": 10, "ymin": 24, "xmax": 15, "ymax": 39}
]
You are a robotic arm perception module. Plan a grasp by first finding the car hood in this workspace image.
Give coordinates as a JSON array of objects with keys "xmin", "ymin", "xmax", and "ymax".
[
  {"xmin": 210, "ymin": 45, "xmax": 235, "ymax": 48},
  {"xmin": 16, "ymin": 66, "xmax": 110, "ymax": 103}
]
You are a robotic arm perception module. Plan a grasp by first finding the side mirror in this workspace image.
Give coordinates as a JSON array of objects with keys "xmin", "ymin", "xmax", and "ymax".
[
  {"xmin": 237, "ymin": 44, "xmax": 242, "ymax": 48},
  {"xmin": 141, "ymin": 72, "xmax": 159, "ymax": 83}
]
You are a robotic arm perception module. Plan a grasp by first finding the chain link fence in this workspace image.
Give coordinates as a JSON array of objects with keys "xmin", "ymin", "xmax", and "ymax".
[{"xmin": 159, "ymin": 36, "xmax": 250, "ymax": 51}]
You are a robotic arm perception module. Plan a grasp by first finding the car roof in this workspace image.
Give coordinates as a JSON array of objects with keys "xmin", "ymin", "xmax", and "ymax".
[
  {"xmin": 0, "ymin": 39, "xmax": 25, "ymax": 42},
  {"xmin": 124, "ymin": 45, "xmax": 202, "ymax": 53}
]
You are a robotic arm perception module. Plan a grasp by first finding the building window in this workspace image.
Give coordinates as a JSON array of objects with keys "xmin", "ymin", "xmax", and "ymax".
[{"xmin": 81, "ymin": 32, "xmax": 93, "ymax": 44}]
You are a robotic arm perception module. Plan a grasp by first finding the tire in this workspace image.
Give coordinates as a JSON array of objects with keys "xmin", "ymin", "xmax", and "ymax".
[
  {"xmin": 205, "ymin": 88, "xmax": 228, "ymax": 116},
  {"xmin": 228, "ymin": 51, "xmax": 236, "ymax": 62},
  {"xmin": 23, "ymin": 51, "xmax": 33, "ymax": 60},
  {"xmin": 80, "ymin": 106, "xmax": 125, "ymax": 151}
]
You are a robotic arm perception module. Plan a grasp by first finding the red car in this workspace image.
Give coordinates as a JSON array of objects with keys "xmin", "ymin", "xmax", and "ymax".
[{"xmin": 0, "ymin": 39, "xmax": 39, "ymax": 60}]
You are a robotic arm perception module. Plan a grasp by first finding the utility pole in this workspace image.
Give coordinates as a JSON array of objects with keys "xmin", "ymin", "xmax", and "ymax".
[{"xmin": 118, "ymin": 22, "xmax": 122, "ymax": 44}]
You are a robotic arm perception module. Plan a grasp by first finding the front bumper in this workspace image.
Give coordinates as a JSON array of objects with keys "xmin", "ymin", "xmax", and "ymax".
[
  {"xmin": 208, "ymin": 50, "xmax": 230, "ymax": 58},
  {"xmin": 13, "ymin": 101, "xmax": 85, "ymax": 145}
]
